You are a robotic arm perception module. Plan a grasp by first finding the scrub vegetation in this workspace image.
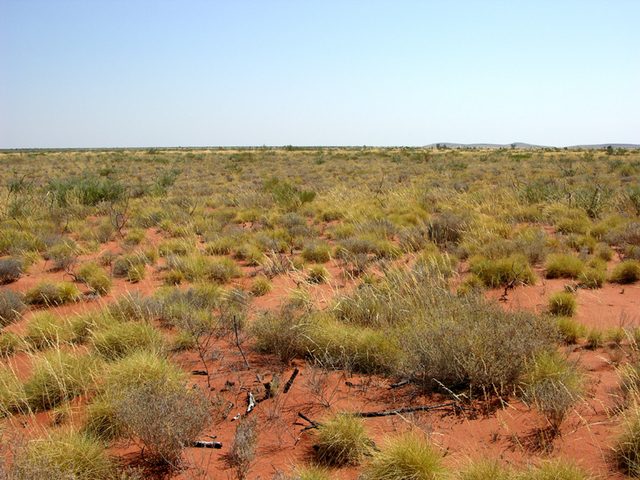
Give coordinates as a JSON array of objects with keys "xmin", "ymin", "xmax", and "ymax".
[{"xmin": 0, "ymin": 145, "xmax": 639, "ymax": 478}]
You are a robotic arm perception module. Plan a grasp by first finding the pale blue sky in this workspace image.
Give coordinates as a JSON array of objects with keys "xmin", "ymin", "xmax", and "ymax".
[{"xmin": 1, "ymin": 0, "xmax": 638, "ymax": 148}]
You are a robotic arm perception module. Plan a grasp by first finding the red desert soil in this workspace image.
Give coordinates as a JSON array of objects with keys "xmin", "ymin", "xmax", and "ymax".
[{"xmin": 1, "ymin": 229, "xmax": 637, "ymax": 479}]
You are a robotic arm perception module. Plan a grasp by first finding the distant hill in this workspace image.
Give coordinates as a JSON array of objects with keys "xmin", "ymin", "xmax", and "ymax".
[{"xmin": 426, "ymin": 142, "xmax": 640, "ymax": 149}]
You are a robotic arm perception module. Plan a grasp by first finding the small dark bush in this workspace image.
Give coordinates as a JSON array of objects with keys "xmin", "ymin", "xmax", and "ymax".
[
  {"xmin": 0, "ymin": 289, "xmax": 25, "ymax": 327},
  {"xmin": 0, "ymin": 257, "xmax": 23, "ymax": 284}
]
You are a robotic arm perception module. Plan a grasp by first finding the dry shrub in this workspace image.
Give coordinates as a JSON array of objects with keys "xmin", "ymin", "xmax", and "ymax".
[
  {"xmin": 115, "ymin": 380, "xmax": 210, "ymax": 465},
  {"xmin": 227, "ymin": 416, "xmax": 259, "ymax": 479},
  {"xmin": 0, "ymin": 257, "xmax": 23, "ymax": 284},
  {"xmin": 0, "ymin": 289, "xmax": 24, "ymax": 327}
]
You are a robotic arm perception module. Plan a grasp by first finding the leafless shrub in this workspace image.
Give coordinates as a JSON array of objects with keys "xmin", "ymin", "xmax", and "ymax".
[
  {"xmin": 115, "ymin": 380, "xmax": 211, "ymax": 465},
  {"xmin": 227, "ymin": 416, "xmax": 259, "ymax": 480},
  {"xmin": 0, "ymin": 258, "xmax": 23, "ymax": 284}
]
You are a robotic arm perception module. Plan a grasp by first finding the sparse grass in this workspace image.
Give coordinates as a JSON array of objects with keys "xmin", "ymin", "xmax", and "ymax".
[
  {"xmin": 228, "ymin": 416, "xmax": 259, "ymax": 479},
  {"xmin": 586, "ymin": 328, "xmax": 604, "ymax": 349},
  {"xmin": 362, "ymin": 430, "xmax": 449, "ymax": 480},
  {"xmin": 314, "ymin": 413, "xmax": 370, "ymax": 466},
  {"xmin": 615, "ymin": 406, "xmax": 640, "ymax": 477}
]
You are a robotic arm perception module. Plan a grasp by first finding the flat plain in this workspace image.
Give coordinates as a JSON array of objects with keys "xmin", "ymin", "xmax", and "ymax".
[{"xmin": 1, "ymin": 146, "xmax": 640, "ymax": 479}]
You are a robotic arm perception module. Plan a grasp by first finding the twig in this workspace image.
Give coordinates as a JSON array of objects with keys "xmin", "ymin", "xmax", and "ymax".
[
  {"xmin": 283, "ymin": 368, "xmax": 299, "ymax": 394},
  {"xmin": 346, "ymin": 402, "xmax": 474, "ymax": 418},
  {"xmin": 234, "ymin": 314, "xmax": 251, "ymax": 370}
]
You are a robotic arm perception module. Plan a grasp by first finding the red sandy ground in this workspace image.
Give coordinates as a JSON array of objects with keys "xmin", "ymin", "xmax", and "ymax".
[{"xmin": 2, "ymin": 229, "xmax": 638, "ymax": 479}]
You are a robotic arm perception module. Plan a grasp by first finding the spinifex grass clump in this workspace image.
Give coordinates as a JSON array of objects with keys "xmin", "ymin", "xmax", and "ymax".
[
  {"xmin": 548, "ymin": 291, "xmax": 578, "ymax": 316},
  {"xmin": 362, "ymin": 431, "xmax": 449, "ymax": 480},
  {"xmin": 76, "ymin": 262, "xmax": 112, "ymax": 295},
  {"xmin": 90, "ymin": 321, "xmax": 165, "ymax": 360},
  {"xmin": 469, "ymin": 254, "xmax": 535, "ymax": 288},
  {"xmin": 610, "ymin": 260, "xmax": 640, "ymax": 284},
  {"xmin": 24, "ymin": 312, "xmax": 73, "ymax": 349},
  {"xmin": 545, "ymin": 253, "xmax": 585, "ymax": 279},
  {"xmin": 24, "ymin": 281, "xmax": 81, "ymax": 306},
  {"xmin": 615, "ymin": 405, "xmax": 640, "ymax": 477},
  {"xmin": 521, "ymin": 351, "xmax": 583, "ymax": 432},
  {"xmin": 7, "ymin": 430, "xmax": 114, "ymax": 480},
  {"xmin": 314, "ymin": 414, "xmax": 370, "ymax": 466},
  {"xmin": 23, "ymin": 350, "xmax": 95, "ymax": 411}
]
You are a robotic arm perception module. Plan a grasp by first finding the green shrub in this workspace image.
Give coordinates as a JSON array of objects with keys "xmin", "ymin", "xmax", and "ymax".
[
  {"xmin": 77, "ymin": 262, "xmax": 112, "ymax": 295},
  {"xmin": 48, "ymin": 175, "xmax": 126, "ymax": 206},
  {"xmin": 23, "ymin": 351, "xmax": 95, "ymax": 411},
  {"xmin": 521, "ymin": 351, "xmax": 583, "ymax": 432},
  {"xmin": 545, "ymin": 254, "xmax": 585, "ymax": 279},
  {"xmin": 362, "ymin": 431, "xmax": 448, "ymax": 480},
  {"xmin": 0, "ymin": 289, "xmax": 24, "ymax": 327},
  {"xmin": 24, "ymin": 281, "xmax": 82, "ymax": 306},
  {"xmin": 610, "ymin": 260, "xmax": 640, "ymax": 284},
  {"xmin": 314, "ymin": 414, "xmax": 370, "ymax": 466},
  {"xmin": 548, "ymin": 291, "xmax": 578, "ymax": 316},
  {"xmin": 469, "ymin": 254, "xmax": 535, "ymax": 288}
]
